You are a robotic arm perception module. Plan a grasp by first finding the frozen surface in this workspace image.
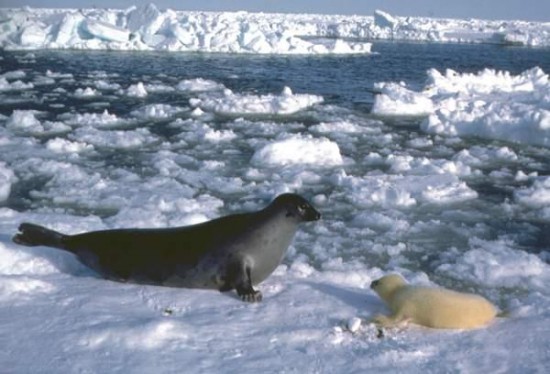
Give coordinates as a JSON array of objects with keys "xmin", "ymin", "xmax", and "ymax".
[
  {"xmin": 1, "ymin": 4, "xmax": 550, "ymax": 54},
  {"xmin": 0, "ymin": 44, "xmax": 549, "ymax": 372}
]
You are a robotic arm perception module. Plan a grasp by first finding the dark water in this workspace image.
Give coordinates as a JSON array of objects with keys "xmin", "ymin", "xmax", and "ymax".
[{"xmin": 2, "ymin": 42, "xmax": 549, "ymax": 117}]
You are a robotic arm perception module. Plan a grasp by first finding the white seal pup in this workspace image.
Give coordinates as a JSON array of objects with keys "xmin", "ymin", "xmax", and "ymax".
[
  {"xmin": 370, "ymin": 274, "xmax": 497, "ymax": 329},
  {"xmin": 13, "ymin": 193, "xmax": 321, "ymax": 302}
]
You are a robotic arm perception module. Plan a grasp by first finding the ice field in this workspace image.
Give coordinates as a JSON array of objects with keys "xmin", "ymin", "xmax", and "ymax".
[{"xmin": 1, "ymin": 4, "xmax": 550, "ymax": 53}]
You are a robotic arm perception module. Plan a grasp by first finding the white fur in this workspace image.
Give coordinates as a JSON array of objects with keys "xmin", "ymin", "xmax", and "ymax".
[{"xmin": 371, "ymin": 274, "xmax": 497, "ymax": 329}]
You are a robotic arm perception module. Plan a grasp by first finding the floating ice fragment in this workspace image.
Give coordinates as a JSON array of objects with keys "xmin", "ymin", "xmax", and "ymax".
[
  {"xmin": 252, "ymin": 134, "xmax": 343, "ymax": 167},
  {"xmin": 374, "ymin": 67, "xmax": 550, "ymax": 148},
  {"xmin": 0, "ymin": 162, "xmax": 17, "ymax": 202},
  {"xmin": 0, "ymin": 78, "xmax": 34, "ymax": 91},
  {"xmin": 1, "ymin": 70, "xmax": 26, "ymax": 80},
  {"xmin": 46, "ymin": 138, "xmax": 93, "ymax": 154},
  {"xmin": 437, "ymin": 238, "xmax": 550, "ymax": 291},
  {"xmin": 177, "ymin": 78, "xmax": 225, "ymax": 92},
  {"xmin": 124, "ymin": 82, "xmax": 147, "ymax": 97},
  {"xmin": 60, "ymin": 109, "xmax": 127, "ymax": 128},
  {"xmin": 334, "ymin": 172, "xmax": 477, "ymax": 208},
  {"xmin": 372, "ymin": 82, "xmax": 434, "ymax": 116},
  {"xmin": 347, "ymin": 317, "xmax": 362, "ymax": 333},
  {"xmin": 74, "ymin": 87, "xmax": 99, "ymax": 98},
  {"xmin": 515, "ymin": 176, "xmax": 550, "ymax": 208},
  {"xmin": 191, "ymin": 86, "xmax": 323, "ymax": 116},
  {"xmin": 131, "ymin": 104, "xmax": 185, "ymax": 119},
  {"xmin": 72, "ymin": 127, "xmax": 158, "ymax": 150},
  {"xmin": 6, "ymin": 110, "xmax": 42, "ymax": 134}
]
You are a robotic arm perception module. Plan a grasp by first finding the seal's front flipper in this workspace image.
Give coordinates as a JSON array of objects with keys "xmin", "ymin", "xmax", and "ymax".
[
  {"xmin": 370, "ymin": 313, "xmax": 411, "ymax": 329},
  {"xmin": 236, "ymin": 266, "xmax": 263, "ymax": 302},
  {"xmin": 223, "ymin": 257, "xmax": 263, "ymax": 302}
]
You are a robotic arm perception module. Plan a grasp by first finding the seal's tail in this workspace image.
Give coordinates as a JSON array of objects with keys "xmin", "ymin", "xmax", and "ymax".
[{"xmin": 13, "ymin": 223, "xmax": 69, "ymax": 250}]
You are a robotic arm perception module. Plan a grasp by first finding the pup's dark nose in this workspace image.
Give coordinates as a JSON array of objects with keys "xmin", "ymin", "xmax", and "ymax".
[{"xmin": 370, "ymin": 280, "xmax": 379, "ymax": 289}]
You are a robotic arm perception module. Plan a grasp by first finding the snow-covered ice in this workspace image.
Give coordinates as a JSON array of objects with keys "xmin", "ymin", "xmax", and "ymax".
[
  {"xmin": 1, "ymin": 4, "xmax": 549, "ymax": 54},
  {"xmin": 0, "ymin": 4, "xmax": 373, "ymax": 54}
]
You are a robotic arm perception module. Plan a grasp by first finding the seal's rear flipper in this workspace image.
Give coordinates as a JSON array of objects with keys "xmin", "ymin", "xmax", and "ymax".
[{"xmin": 13, "ymin": 223, "xmax": 68, "ymax": 250}]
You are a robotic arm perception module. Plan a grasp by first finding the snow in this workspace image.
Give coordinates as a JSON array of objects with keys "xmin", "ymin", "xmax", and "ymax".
[
  {"xmin": 1, "ymin": 4, "xmax": 549, "ymax": 54},
  {"xmin": 0, "ymin": 6, "xmax": 549, "ymax": 372}
]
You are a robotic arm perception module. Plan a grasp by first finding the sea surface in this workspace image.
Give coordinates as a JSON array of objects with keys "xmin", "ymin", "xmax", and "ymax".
[
  {"xmin": 3, "ymin": 42, "xmax": 550, "ymax": 111},
  {"xmin": 1, "ymin": 42, "xmax": 549, "ymax": 290}
]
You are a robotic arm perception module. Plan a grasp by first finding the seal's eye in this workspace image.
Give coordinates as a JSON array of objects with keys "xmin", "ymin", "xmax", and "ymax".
[{"xmin": 298, "ymin": 203, "xmax": 309, "ymax": 214}]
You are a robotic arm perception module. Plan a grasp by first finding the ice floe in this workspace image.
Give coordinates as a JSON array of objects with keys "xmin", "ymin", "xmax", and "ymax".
[
  {"xmin": 252, "ymin": 134, "xmax": 344, "ymax": 167},
  {"xmin": 373, "ymin": 67, "xmax": 550, "ymax": 147}
]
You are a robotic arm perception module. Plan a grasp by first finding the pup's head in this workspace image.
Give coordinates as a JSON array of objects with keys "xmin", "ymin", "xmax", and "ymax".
[
  {"xmin": 270, "ymin": 193, "xmax": 321, "ymax": 222},
  {"xmin": 370, "ymin": 274, "xmax": 407, "ymax": 302}
]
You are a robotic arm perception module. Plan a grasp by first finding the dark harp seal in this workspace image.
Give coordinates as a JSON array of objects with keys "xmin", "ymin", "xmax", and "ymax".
[{"xmin": 13, "ymin": 193, "xmax": 320, "ymax": 302}]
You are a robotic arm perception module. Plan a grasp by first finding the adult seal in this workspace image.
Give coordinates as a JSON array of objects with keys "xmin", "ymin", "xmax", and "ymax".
[{"xmin": 13, "ymin": 193, "xmax": 320, "ymax": 302}]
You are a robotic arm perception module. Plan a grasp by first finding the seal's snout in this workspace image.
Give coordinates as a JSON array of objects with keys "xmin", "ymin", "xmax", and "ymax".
[
  {"xmin": 307, "ymin": 208, "xmax": 321, "ymax": 221},
  {"xmin": 300, "ymin": 202, "xmax": 320, "ymax": 222},
  {"xmin": 272, "ymin": 193, "xmax": 321, "ymax": 222},
  {"xmin": 370, "ymin": 279, "xmax": 380, "ymax": 289}
]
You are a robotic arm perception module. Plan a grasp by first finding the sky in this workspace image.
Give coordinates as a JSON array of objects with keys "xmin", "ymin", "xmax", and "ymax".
[{"xmin": 1, "ymin": 0, "xmax": 550, "ymax": 22}]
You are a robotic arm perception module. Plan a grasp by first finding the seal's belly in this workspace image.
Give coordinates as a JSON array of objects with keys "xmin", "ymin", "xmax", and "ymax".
[
  {"xmin": 162, "ymin": 269, "xmax": 220, "ymax": 289},
  {"xmin": 161, "ymin": 255, "xmax": 226, "ymax": 289}
]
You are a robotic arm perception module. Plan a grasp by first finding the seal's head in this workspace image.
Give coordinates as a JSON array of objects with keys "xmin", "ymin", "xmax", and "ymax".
[
  {"xmin": 370, "ymin": 274, "xmax": 407, "ymax": 303},
  {"xmin": 270, "ymin": 193, "xmax": 321, "ymax": 222}
]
